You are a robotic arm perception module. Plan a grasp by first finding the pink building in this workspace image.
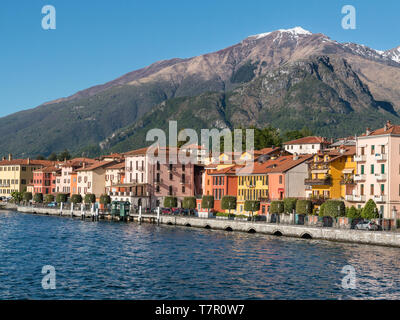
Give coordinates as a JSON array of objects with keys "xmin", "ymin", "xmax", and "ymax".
[{"xmin": 351, "ymin": 121, "xmax": 400, "ymax": 219}]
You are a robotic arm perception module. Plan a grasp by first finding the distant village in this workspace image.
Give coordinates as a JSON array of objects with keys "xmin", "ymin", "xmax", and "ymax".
[{"xmin": 1, "ymin": 121, "xmax": 399, "ymax": 221}]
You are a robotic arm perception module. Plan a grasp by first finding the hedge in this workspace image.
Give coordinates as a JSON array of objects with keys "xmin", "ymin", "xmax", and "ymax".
[
  {"xmin": 296, "ymin": 200, "xmax": 313, "ymax": 215},
  {"xmin": 270, "ymin": 201, "xmax": 284, "ymax": 214},
  {"xmin": 164, "ymin": 196, "xmax": 178, "ymax": 208},
  {"xmin": 244, "ymin": 200, "xmax": 260, "ymax": 213},
  {"xmin": 71, "ymin": 194, "xmax": 83, "ymax": 204},
  {"xmin": 23, "ymin": 192, "xmax": 33, "ymax": 202},
  {"xmin": 361, "ymin": 199, "xmax": 379, "ymax": 219},
  {"xmin": 201, "ymin": 195, "xmax": 214, "ymax": 209},
  {"xmin": 182, "ymin": 197, "xmax": 196, "ymax": 209},
  {"xmin": 84, "ymin": 194, "xmax": 96, "ymax": 204},
  {"xmin": 33, "ymin": 193, "xmax": 43, "ymax": 203},
  {"xmin": 221, "ymin": 196, "xmax": 237, "ymax": 212},
  {"xmin": 284, "ymin": 198, "xmax": 297, "ymax": 213},
  {"xmin": 56, "ymin": 193, "xmax": 68, "ymax": 203},
  {"xmin": 322, "ymin": 200, "xmax": 345, "ymax": 217}
]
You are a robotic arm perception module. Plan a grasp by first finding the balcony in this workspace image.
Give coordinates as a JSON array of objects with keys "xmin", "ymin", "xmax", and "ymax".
[
  {"xmin": 374, "ymin": 195, "xmax": 387, "ymax": 203},
  {"xmin": 340, "ymin": 178, "xmax": 355, "ymax": 185},
  {"xmin": 345, "ymin": 195, "xmax": 366, "ymax": 202},
  {"xmin": 374, "ymin": 153, "xmax": 387, "ymax": 161},
  {"xmin": 354, "ymin": 155, "xmax": 366, "ymax": 162},
  {"xmin": 304, "ymin": 177, "xmax": 332, "ymax": 186},
  {"xmin": 354, "ymin": 174, "xmax": 366, "ymax": 181},
  {"xmin": 375, "ymin": 173, "xmax": 387, "ymax": 181}
]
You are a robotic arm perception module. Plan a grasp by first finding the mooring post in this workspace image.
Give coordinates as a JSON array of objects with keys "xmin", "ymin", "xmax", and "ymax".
[
  {"xmin": 157, "ymin": 206, "xmax": 160, "ymax": 225},
  {"xmin": 60, "ymin": 202, "xmax": 63, "ymax": 216},
  {"xmin": 139, "ymin": 205, "xmax": 142, "ymax": 224},
  {"xmin": 81, "ymin": 203, "xmax": 84, "ymax": 220},
  {"xmin": 70, "ymin": 203, "xmax": 74, "ymax": 217},
  {"xmin": 96, "ymin": 208, "xmax": 99, "ymax": 221}
]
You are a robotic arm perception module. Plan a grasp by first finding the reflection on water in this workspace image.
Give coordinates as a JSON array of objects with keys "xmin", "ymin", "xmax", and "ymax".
[{"xmin": 0, "ymin": 211, "xmax": 400, "ymax": 299}]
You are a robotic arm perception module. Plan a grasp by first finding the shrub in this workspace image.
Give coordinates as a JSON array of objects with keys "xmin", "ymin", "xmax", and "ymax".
[
  {"xmin": 244, "ymin": 200, "xmax": 260, "ymax": 218},
  {"xmin": 296, "ymin": 200, "xmax": 313, "ymax": 215},
  {"xmin": 11, "ymin": 191, "xmax": 23, "ymax": 203},
  {"xmin": 23, "ymin": 192, "xmax": 33, "ymax": 202},
  {"xmin": 221, "ymin": 196, "xmax": 237, "ymax": 213},
  {"xmin": 44, "ymin": 194, "xmax": 55, "ymax": 204},
  {"xmin": 84, "ymin": 194, "xmax": 96, "ymax": 204},
  {"xmin": 312, "ymin": 207, "xmax": 319, "ymax": 216},
  {"xmin": 71, "ymin": 194, "xmax": 82, "ymax": 204},
  {"xmin": 323, "ymin": 200, "xmax": 345, "ymax": 217},
  {"xmin": 284, "ymin": 198, "xmax": 297, "ymax": 213},
  {"xmin": 182, "ymin": 197, "xmax": 196, "ymax": 210},
  {"xmin": 164, "ymin": 196, "xmax": 177, "ymax": 208},
  {"xmin": 346, "ymin": 206, "xmax": 361, "ymax": 219},
  {"xmin": 100, "ymin": 194, "xmax": 111, "ymax": 205},
  {"xmin": 33, "ymin": 193, "xmax": 43, "ymax": 203},
  {"xmin": 361, "ymin": 199, "xmax": 379, "ymax": 219},
  {"xmin": 201, "ymin": 195, "xmax": 214, "ymax": 211},
  {"xmin": 318, "ymin": 203, "xmax": 326, "ymax": 217},
  {"xmin": 56, "ymin": 193, "xmax": 68, "ymax": 203},
  {"xmin": 270, "ymin": 201, "xmax": 284, "ymax": 214}
]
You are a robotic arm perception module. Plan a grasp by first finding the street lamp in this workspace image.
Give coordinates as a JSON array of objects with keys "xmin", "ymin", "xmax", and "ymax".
[{"xmin": 392, "ymin": 206, "xmax": 397, "ymax": 231}]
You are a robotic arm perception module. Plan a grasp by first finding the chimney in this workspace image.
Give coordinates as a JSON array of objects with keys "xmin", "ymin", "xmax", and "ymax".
[
  {"xmin": 384, "ymin": 120, "xmax": 392, "ymax": 131},
  {"xmin": 27, "ymin": 158, "xmax": 30, "ymax": 165},
  {"xmin": 366, "ymin": 128, "xmax": 371, "ymax": 136},
  {"xmin": 8, "ymin": 154, "xmax": 12, "ymax": 161},
  {"xmin": 293, "ymin": 153, "xmax": 299, "ymax": 160},
  {"xmin": 2, "ymin": 157, "xmax": 5, "ymax": 161},
  {"xmin": 83, "ymin": 162, "xmax": 86, "ymax": 169}
]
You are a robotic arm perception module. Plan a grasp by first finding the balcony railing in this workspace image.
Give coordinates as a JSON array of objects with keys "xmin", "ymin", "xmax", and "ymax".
[
  {"xmin": 375, "ymin": 173, "xmax": 387, "ymax": 181},
  {"xmin": 304, "ymin": 178, "xmax": 332, "ymax": 186},
  {"xmin": 374, "ymin": 195, "xmax": 387, "ymax": 203},
  {"xmin": 340, "ymin": 178, "xmax": 355, "ymax": 185},
  {"xmin": 375, "ymin": 153, "xmax": 387, "ymax": 161},
  {"xmin": 354, "ymin": 174, "xmax": 366, "ymax": 181},
  {"xmin": 354, "ymin": 155, "xmax": 366, "ymax": 162},
  {"xmin": 345, "ymin": 195, "xmax": 366, "ymax": 202}
]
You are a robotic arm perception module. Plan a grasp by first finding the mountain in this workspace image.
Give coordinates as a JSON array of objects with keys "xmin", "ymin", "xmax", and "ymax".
[{"xmin": 1, "ymin": 27, "xmax": 400, "ymax": 157}]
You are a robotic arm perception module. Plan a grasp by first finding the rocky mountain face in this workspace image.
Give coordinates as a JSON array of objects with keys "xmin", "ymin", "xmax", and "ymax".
[{"xmin": 1, "ymin": 27, "xmax": 400, "ymax": 157}]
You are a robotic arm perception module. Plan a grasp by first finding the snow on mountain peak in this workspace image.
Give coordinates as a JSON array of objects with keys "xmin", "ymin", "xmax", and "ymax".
[{"xmin": 249, "ymin": 26, "xmax": 312, "ymax": 40}]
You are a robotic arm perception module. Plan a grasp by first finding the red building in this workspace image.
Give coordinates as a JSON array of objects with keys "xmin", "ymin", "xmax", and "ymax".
[{"xmin": 32, "ymin": 166, "xmax": 61, "ymax": 195}]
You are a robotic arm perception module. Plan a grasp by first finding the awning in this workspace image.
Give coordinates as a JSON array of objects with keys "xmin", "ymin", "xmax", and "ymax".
[{"xmin": 342, "ymin": 168, "xmax": 354, "ymax": 174}]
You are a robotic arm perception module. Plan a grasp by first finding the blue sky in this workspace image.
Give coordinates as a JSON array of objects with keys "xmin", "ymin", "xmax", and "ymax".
[{"xmin": 0, "ymin": 0, "xmax": 399, "ymax": 117}]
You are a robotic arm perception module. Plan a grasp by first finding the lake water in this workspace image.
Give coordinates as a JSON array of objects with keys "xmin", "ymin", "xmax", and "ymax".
[{"xmin": 1, "ymin": 210, "xmax": 400, "ymax": 299}]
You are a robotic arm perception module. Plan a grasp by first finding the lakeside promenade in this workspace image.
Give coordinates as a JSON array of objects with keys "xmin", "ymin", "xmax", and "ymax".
[{"xmin": 13, "ymin": 205, "xmax": 400, "ymax": 248}]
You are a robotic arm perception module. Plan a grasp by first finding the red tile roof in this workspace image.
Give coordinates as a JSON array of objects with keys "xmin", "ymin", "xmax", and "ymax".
[
  {"xmin": 361, "ymin": 121, "xmax": 400, "ymax": 137},
  {"xmin": 76, "ymin": 161, "xmax": 117, "ymax": 172},
  {"xmin": 34, "ymin": 166, "xmax": 61, "ymax": 173},
  {"xmin": 0, "ymin": 159, "xmax": 57, "ymax": 166},
  {"xmin": 106, "ymin": 162, "xmax": 125, "ymax": 170},
  {"xmin": 283, "ymin": 136, "xmax": 330, "ymax": 145}
]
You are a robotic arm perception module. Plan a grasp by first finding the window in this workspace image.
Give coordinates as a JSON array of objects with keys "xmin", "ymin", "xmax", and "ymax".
[
  {"xmin": 370, "ymin": 164, "xmax": 374, "ymax": 174},
  {"xmin": 381, "ymin": 145, "xmax": 385, "ymax": 154},
  {"xmin": 182, "ymin": 164, "xmax": 185, "ymax": 171},
  {"xmin": 361, "ymin": 165, "xmax": 364, "ymax": 175},
  {"xmin": 182, "ymin": 186, "xmax": 185, "ymax": 193},
  {"xmin": 360, "ymin": 184, "xmax": 364, "ymax": 196},
  {"xmin": 279, "ymin": 175, "xmax": 283, "ymax": 184},
  {"xmin": 371, "ymin": 145, "xmax": 375, "ymax": 155},
  {"xmin": 169, "ymin": 173, "xmax": 173, "ymax": 180},
  {"xmin": 381, "ymin": 164, "xmax": 385, "ymax": 174},
  {"xmin": 381, "ymin": 184, "xmax": 385, "ymax": 195},
  {"xmin": 370, "ymin": 184, "xmax": 374, "ymax": 195},
  {"xmin": 21, "ymin": 167, "xmax": 26, "ymax": 171}
]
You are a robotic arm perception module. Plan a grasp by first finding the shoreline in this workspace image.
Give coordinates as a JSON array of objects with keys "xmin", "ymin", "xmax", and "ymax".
[{"xmin": 10, "ymin": 205, "xmax": 400, "ymax": 248}]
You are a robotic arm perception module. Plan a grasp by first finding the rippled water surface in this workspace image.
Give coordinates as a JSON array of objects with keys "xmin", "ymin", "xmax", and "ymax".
[{"xmin": 1, "ymin": 211, "xmax": 400, "ymax": 299}]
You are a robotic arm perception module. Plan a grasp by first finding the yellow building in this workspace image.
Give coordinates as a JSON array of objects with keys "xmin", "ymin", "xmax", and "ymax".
[
  {"xmin": 305, "ymin": 146, "xmax": 356, "ymax": 200},
  {"xmin": 0, "ymin": 155, "xmax": 55, "ymax": 196}
]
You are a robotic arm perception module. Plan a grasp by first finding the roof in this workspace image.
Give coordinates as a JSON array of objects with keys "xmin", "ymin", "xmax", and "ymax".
[
  {"xmin": 0, "ymin": 159, "xmax": 57, "ymax": 166},
  {"xmin": 33, "ymin": 166, "xmax": 61, "ymax": 173},
  {"xmin": 361, "ymin": 121, "xmax": 400, "ymax": 137},
  {"xmin": 207, "ymin": 165, "xmax": 244, "ymax": 176},
  {"xmin": 76, "ymin": 160, "xmax": 117, "ymax": 172},
  {"xmin": 312, "ymin": 146, "xmax": 356, "ymax": 163},
  {"xmin": 237, "ymin": 154, "xmax": 313, "ymax": 175},
  {"xmin": 61, "ymin": 158, "xmax": 97, "ymax": 168},
  {"xmin": 124, "ymin": 147, "xmax": 150, "ymax": 156},
  {"xmin": 254, "ymin": 147, "xmax": 281, "ymax": 155},
  {"xmin": 283, "ymin": 136, "xmax": 330, "ymax": 145},
  {"xmin": 106, "ymin": 162, "xmax": 125, "ymax": 170}
]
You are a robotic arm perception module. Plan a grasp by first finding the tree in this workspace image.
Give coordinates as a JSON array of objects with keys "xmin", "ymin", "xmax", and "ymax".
[
  {"xmin": 44, "ymin": 194, "xmax": 55, "ymax": 204},
  {"xmin": 48, "ymin": 152, "xmax": 58, "ymax": 161},
  {"xmin": 56, "ymin": 193, "xmax": 68, "ymax": 203},
  {"xmin": 270, "ymin": 201, "xmax": 284, "ymax": 214},
  {"xmin": 323, "ymin": 200, "xmax": 345, "ymax": 218},
  {"xmin": 182, "ymin": 197, "xmax": 196, "ymax": 210},
  {"xmin": 11, "ymin": 191, "xmax": 23, "ymax": 204},
  {"xmin": 221, "ymin": 196, "xmax": 237, "ymax": 215},
  {"xmin": 361, "ymin": 199, "xmax": 379, "ymax": 220},
  {"xmin": 35, "ymin": 155, "xmax": 45, "ymax": 160},
  {"xmin": 201, "ymin": 195, "xmax": 214, "ymax": 215},
  {"xmin": 23, "ymin": 192, "xmax": 33, "ymax": 203},
  {"xmin": 58, "ymin": 149, "xmax": 71, "ymax": 161},
  {"xmin": 33, "ymin": 193, "xmax": 43, "ymax": 203},
  {"xmin": 244, "ymin": 200, "xmax": 260, "ymax": 220},
  {"xmin": 84, "ymin": 194, "xmax": 96, "ymax": 204},
  {"xmin": 347, "ymin": 206, "xmax": 361, "ymax": 219},
  {"xmin": 283, "ymin": 127, "xmax": 313, "ymax": 143},
  {"xmin": 318, "ymin": 203, "xmax": 326, "ymax": 217},
  {"xmin": 71, "ymin": 194, "xmax": 82, "ymax": 204},
  {"xmin": 296, "ymin": 200, "xmax": 313, "ymax": 215},
  {"xmin": 100, "ymin": 194, "xmax": 111, "ymax": 205},
  {"xmin": 284, "ymin": 198, "xmax": 297, "ymax": 214},
  {"xmin": 164, "ymin": 196, "xmax": 177, "ymax": 208}
]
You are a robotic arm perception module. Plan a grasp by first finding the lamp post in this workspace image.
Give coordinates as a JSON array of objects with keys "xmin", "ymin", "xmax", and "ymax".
[{"xmin": 392, "ymin": 206, "xmax": 397, "ymax": 231}]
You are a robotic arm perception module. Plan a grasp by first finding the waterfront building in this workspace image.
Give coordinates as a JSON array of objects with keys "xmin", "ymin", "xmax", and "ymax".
[
  {"xmin": 351, "ymin": 121, "xmax": 400, "ymax": 219},
  {"xmin": 283, "ymin": 136, "xmax": 330, "ymax": 155},
  {"xmin": 76, "ymin": 160, "xmax": 118, "ymax": 199},
  {"xmin": 0, "ymin": 154, "xmax": 55, "ymax": 196},
  {"xmin": 56, "ymin": 158, "xmax": 97, "ymax": 194},
  {"xmin": 304, "ymin": 146, "xmax": 356, "ymax": 202},
  {"xmin": 32, "ymin": 165, "xmax": 61, "ymax": 195}
]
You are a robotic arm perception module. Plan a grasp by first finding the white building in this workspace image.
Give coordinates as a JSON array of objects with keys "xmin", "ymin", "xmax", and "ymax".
[{"xmin": 283, "ymin": 136, "xmax": 330, "ymax": 155}]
